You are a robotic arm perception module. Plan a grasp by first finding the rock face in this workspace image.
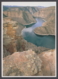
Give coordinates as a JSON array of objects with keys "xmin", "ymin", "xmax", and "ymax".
[
  {"xmin": 3, "ymin": 6, "xmax": 44, "ymax": 14},
  {"xmin": 33, "ymin": 6, "xmax": 55, "ymax": 20},
  {"xmin": 3, "ymin": 10, "xmax": 36, "ymax": 25},
  {"xmin": 39, "ymin": 49, "xmax": 56, "ymax": 76},
  {"xmin": 3, "ymin": 50, "xmax": 42, "ymax": 76},
  {"xmin": 17, "ymin": 7, "xmax": 42, "ymax": 14},
  {"xmin": 3, "ymin": 17, "xmax": 18, "ymax": 57},
  {"xmin": 33, "ymin": 6, "xmax": 55, "ymax": 35}
]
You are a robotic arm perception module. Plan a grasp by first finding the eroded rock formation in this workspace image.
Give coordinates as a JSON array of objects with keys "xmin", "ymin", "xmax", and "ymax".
[
  {"xmin": 3, "ymin": 50, "xmax": 42, "ymax": 76},
  {"xmin": 3, "ymin": 17, "xmax": 18, "ymax": 57},
  {"xmin": 3, "ymin": 10, "xmax": 36, "ymax": 25},
  {"xmin": 3, "ymin": 6, "xmax": 44, "ymax": 14},
  {"xmin": 3, "ymin": 49, "xmax": 56, "ymax": 76},
  {"xmin": 33, "ymin": 6, "xmax": 55, "ymax": 35},
  {"xmin": 39, "ymin": 49, "xmax": 56, "ymax": 76}
]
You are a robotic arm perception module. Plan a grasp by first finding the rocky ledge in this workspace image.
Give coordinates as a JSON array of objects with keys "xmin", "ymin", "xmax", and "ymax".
[
  {"xmin": 39, "ymin": 49, "xmax": 56, "ymax": 76},
  {"xmin": 3, "ymin": 49, "xmax": 55, "ymax": 76},
  {"xmin": 3, "ymin": 49, "xmax": 42, "ymax": 76}
]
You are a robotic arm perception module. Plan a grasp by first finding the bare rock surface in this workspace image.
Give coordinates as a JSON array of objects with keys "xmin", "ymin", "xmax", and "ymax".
[
  {"xmin": 3, "ymin": 10, "xmax": 36, "ymax": 25},
  {"xmin": 39, "ymin": 49, "xmax": 56, "ymax": 76},
  {"xmin": 3, "ymin": 18, "xmax": 18, "ymax": 56},
  {"xmin": 3, "ymin": 49, "xmax": 42, "ymax": 76},
  {"xmin": 33, "ymin": 6, "xmax": 55, "ymax": 35}
]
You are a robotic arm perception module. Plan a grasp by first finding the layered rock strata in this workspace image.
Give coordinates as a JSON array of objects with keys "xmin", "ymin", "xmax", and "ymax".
[
  {"xmin": 3, "ymin": 10, "xmax": 36, "ymax": 25},
  {"xmin": 33, "ymin": 6, "xmax": 55, "ymax": 35}
]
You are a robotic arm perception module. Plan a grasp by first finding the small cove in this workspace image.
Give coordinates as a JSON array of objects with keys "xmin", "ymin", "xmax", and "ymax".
[{"xmin": 21, "ymin": 18, "xmax": 55, "ymax": 49}]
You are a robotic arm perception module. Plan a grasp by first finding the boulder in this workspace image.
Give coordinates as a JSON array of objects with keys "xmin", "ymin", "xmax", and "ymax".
[
  {"xmin": 39, "ymin": 49, "xmax": 56, "ymax": 76},
  {"xmin": 3, "ymin": 49, "xmax": 42, "ymax": 76}
]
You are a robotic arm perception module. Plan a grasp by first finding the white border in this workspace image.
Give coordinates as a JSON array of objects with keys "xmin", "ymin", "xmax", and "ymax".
[
  {"xmin": 2, "ymin": 2, "xmax": 56, "ymax": 7},
  {"xmin": 1, "ymin": 1, "xmax": 57, "ymax": 77}
]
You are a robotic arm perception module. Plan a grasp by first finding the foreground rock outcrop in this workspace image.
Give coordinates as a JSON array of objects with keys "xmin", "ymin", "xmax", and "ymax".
[
  {"xmin": 3, "ymin": 49, "xmax": 56, "ymax": 76},
  {"xmin": 3, "ymin": 50, "xmax": 42, "ymax": 76},
  {"xmin": 39, "ymin": 49, "xmax": 56, "ymax": 76}
]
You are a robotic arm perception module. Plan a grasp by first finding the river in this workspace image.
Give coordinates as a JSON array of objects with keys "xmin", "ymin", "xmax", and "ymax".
[{"xmin": 21, "ymin": 18, "xmax": 55, "ymax": 49}]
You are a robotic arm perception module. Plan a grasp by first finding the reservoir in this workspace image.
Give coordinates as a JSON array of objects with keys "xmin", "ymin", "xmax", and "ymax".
[{"xmin": 21, "ymin": 18, "xmax": 55, "ymax": 49}]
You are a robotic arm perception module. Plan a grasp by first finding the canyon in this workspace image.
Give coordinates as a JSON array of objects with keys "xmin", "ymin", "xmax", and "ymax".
[
  {"xmin": 33, "ymin": 6, "xmax": 55, "ymax": 35},
  {"xmin": 3, "ymin": 6, "xmax": 56, "ymax": 76}
]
